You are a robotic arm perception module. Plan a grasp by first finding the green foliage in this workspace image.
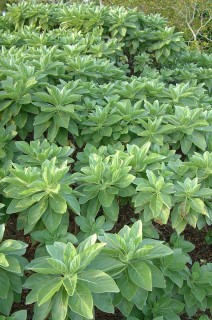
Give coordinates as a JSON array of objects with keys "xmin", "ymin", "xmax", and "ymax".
[
  {"xmin": 73, "ymin": 151, "xmax": 135, "ymax": 223},
  {"xmin": 24, "ymin": 235, "xmax": 119, "ymax": 319},
  {"xmin": 0, "ymin": 1, "xmax": 211, "ymax": 319},
  {"xmin": 0, "ymin": 310, "xmax": 27, "ymax": 320},
  {"xmin": 133, "ymin": 170, "xmax": 174, "ymax": 224},
  {"xmin": 15, "ymin": 139, "xmax": 74, "ymax": 166},
  {"xmin": 0, "ymin": 224, "xmax": 27, "ymax": 316},
  {"xmin": 2, "ymin": 158, "xmax": 80, "ymax": 233}
]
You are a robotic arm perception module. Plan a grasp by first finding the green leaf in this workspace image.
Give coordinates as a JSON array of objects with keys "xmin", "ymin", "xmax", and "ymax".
[
  {"xmin": 98, "ymin": 190, "xmax": 115, "ymax": 207},
  {"xmin": 189, "ymin": 198, "xmax": 207, "ymax": 215},
  {"xmin": 79, "ymin": 243, "xmax": 105, "ymax": 269},
  {"xmin": 93, "ymin": 292, "xmax": 114, "ymax": 313},
  {"xmin": 128, "ymin": 261, "xmax": 152, "ymax": 291},
  {"xmin": 54, "ymin": 112, "xmax": 70, "ymax": 129},
  {"xmin": 28, "ymin": 198, "xmax": 48, "ymax": 226},
  {"xmin": 79, "ymin": 270, "xmax": 119, "ymax": 293},
  {"xmin": 131, "ymin": 287, "xmax": 148, "ymax": 310},
  {"xmin": 191, "ymin": 132, "xmax": 206, "ymax": 151},
  {"xmin": 0, "ymin": 224, "xmax": 5, "ymax": 242},
  {"xmin": 116, "ymin": 272, "xmax": 138, "ymax": 301},
  {"xmin": 34, "ymin": 112, "xmax": 54, "ymax": 125},
  {"xmin": 49, "ymin": 194, "xmax": 67, "ymax": 214},
  {"xmin": 0, "ymin": 269, "xmax": 10, "ymax": 298},
  {"xmin": 42, "ymin": 208, "xmax": 62, "ymax": 233},
  {"xmin": 33, "ymin": 299, "xmax": 51, "ymax": 320},
  {"xmin": 51, "ymin": 289, "xmax": 69, "ymax": 320},
  {"xmin": 133, "ymin": 243, "xmax": 173, "ymax": 260},
  {"xmin": 103, "ymin": 199, "xmax": 119, "ymax": 221},
  {"xmin": 129, "ymin": 220, "xmax": 142, "ymax": 243},
  {"xmin": 37, "ymin": 278, "xmax": 62, "ymax": 305},
  {"xmin": 11, "ymin": 310, "xmax": 27, "ymax": 320},
  {"xmin": 63, "ymin": 274, "xmax": 77, "ymax": 296},
  {"xmin": 47, "ymin": 258, "xmax": 68, "ymax": 274},
  {"xmin": 1, "ymin": 256, "xmax": 21, "ymax": 274},
  {"xmin": 64, "ymin": 194, "xmax": 80, "ymax": 215},
  {"xmin": 68, "ymin": 282, "xmax": 93, "ymax": 319},
  {"xmin": 147, "ymin": 264, "xmax": 166, "ymax": 288}
]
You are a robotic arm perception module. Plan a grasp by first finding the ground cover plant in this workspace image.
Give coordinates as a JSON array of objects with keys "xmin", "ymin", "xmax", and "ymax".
[{"xmin": 0, "ymin": 1, "xmax": 211, "ymax": 319}]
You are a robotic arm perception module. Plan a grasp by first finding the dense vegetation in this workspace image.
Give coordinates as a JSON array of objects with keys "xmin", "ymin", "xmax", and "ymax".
[
  {"xmin": 0, "ymin": 1, "xmax": 211, "ymax": 319},
  {"xmin": 1, "ymin": 0, "xmax": 211, "ymax": 51}
]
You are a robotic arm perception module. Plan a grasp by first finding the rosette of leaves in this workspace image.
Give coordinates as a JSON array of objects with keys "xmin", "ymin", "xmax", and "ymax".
[
  {"xmin": 166, "ymin": 106, "xmax": 209, "ymax": 154},
  {"xmin": 169, "ymin": 233, "xmax": 195, "ymax": 256},
  {"xmin": 0, "ymin": 224, "xmax": 27, "ymax": 316},
  {"xmin": 158, "ymin": 248, "xmax": 190, "ymax": 289},
  {"xmin": 179, "ymin": 262, "xmax": 212, "ymax": 317},
  {"xmin": 0, "ymin": 74, "xmax": 38, "ymax": 129},
  {"xmin": 24, "ymin": 235, "xmax": 119, "ymax": 320},
  {"xmin": 126, "ymin": 143, "xmax": 166, "ymax": 174},
  {"xmin": 2, "ymin": 158, "xmax": 80, "ymax": 234},
  {"xmin": 133, "ymin": 53, "xmax": 152, "ymax": 74},
  {"xmin": 187, "ymin": 152, "xmax": 212, "ymax": 187},
  {"xmin": 74, "ymin": 143, "xmax": 108, "ymax": 171},
  {"xmin": 171, "ymin": 177, "xmax": 212, "ymax": 233},
  {"xmin": 65, "ymin": 56, "xmax": 126, "ymax": 83},
  {"xmin": 130, "ymin": 116, "xmax": 174, "ymax": 148},
  {"xmin": 133, "ymin": 170, "xmax": 174, "ymax": 224},
  {"xmin": 75, "ymin": 215, "xmax": 114, "ymax": 242},
  {"xmin": 15, "ymin": 139, "xmax": 74, "ymax": 167},
  {"xmin": 72, "ymin": 151, "xmax": 135, "ymax": 222},
  {"xmin": 147, "ymin": 27, "xmax": 186, "ymax": 64},
  {"xmin": 31, "ymin": 214, "xmax": 78, "ymax": 258},
  {"xmin": 32, "ymin": 84, "xmax": 82, "ymax": 145},
  {"xmin": 127, "ymin": 289, "xmax": 184, "ymax": 320},
  {"xmin": 74, "ymin": 142, "xmax": 125, "ymax": 171},
  {"xmin": 111, "ymin": 100, "xmax": 148, "ymax": 143},
  {"xmin": 91, "ymin": 221, "xmax": 173, "ymax": 316},
  {"xmin": 164, "ymin": 82, "xmax": 202, "ymax": 107},
  {"xmin": 111, "ymin": 78, "xmax": 145, "ymax": 101},
  {"xmin": 58, "ymin": 3, "xmax": 104, "ymax": 32},
  {"xmin": 79, "ymin": 104, "xmax": 123, "ymax": 145},
  {"xmin": 104, "ymin": 6, "xmax": 139, "ymax": 40},
  {"xmin": 27, "ymin": 44, "xmax": 65, "ymax": 79}
]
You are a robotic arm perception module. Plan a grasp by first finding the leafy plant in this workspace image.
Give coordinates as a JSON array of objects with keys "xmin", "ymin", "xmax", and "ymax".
[
  {"xmin": 94, "ymin": 221, "xmax": 173, "ymax": 315},
  {"xmin": 24, "ymin": 235, "xmax": 119, "ymax": 320},
  {"xmin": 2, "ymin": 158, "xmax": 80, "ymax": 233},
  {"xmin": 73, "ymin": 151, "xmax": 135, "ymax": 222},
  {"xmin": 179, "ymin": 262, "xmax": 212, "ymax": 317},
  {"xmin": 171, "ymin": 177, "xmax": 212, "ymax": 233},
  {"xmin": 133, "ymin": 170, "xmax": 174, "ymax": 224},
  {"xmin": 166, "ymin": 106, "xmax": 209, "ymax": 154},
  {"xmin": 0, "ymin": 1, "xmax": 211, "ymax": 319},
  {"xmin": 32, "ymin": 84, "xmax": 82, "ymax": 145},
  {"xmin": 15, "ymin": 139, "xmax": 74, "ymax": 167}
]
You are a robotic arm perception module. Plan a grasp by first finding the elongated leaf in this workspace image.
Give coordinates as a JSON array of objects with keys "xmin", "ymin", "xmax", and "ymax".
[
  {"xmin": 116, "ymin": 272, "xmax": 138, "ymax": 301},
  {"xmin": 52, "ymin": 289, "xmax": 69, "ymax": 320},
  {"xmin": 78, "ymin": 270, "xmax": 119, "ymax": 293},
  {"xmin": 68, "ymin": 282, "xmax": 93, "ymax": 319},
  {"xmin": 37, "ymin": 279, "xmax": 62, "ymax": 305},
  {"xmin": 128, "ymin": 261, "xmax": 152, "ymax": 291},
  {"xmin": 63, "ymin": 274, "xmax": 77, "ymax": 296}
]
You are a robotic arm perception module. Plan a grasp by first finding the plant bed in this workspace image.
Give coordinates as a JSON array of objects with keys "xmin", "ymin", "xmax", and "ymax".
[{"xmin": 0, "ymin": 1, "xmax": 211, "ymax": 320}]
